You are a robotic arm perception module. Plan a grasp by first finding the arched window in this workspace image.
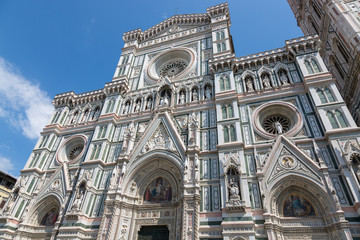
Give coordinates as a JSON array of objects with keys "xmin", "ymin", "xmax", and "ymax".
[
  {"xmin": 230, "ymin": 125, "xmax": 236, "ymax": 142},
  {"xmin": 223, "ymin": 126, "xmax": 229, "ymax": 143},
  {"xmin": 222, "ymin": 106, "xmax": 227, "ymax": 119},
  {"xmin": 335, "ymin": 110, "xmax": 347, "ymax": 128},
  {"xmin": 327, "ymin": 111, "xmax": 339, "ymax": 128},
  {"xmin": 305, "ymin": 60, "xmax": 314, "ymax": 74},
  {"xmin": 317, "ymin": 89, "xmax": 327, "ymax": 103},
  {"xmin": 311, "ymin": 59, "xmax": 320, "ymax": 73},
  {"xmin": 216, "ymin": 32, "xmax": 220, "ymax": 41},
  {"xmin": 221, "ymin": 31, "xmax": 225, "ymax": 39},
  {"xmin": 228, "ymin": 105, "xmax": 234, "ymax": 118},
  {"xmin": 224, "ymin": 75, "xmax": 230, "ymax": 90},
  {"xmin": 220, "ymin": 77, "xmax": 225, "ymax": 91},
  {"xmin": 324, "ymin": 88, "xmax": 335, "ymax": 102},
  {"xmin": 217, "ymin": 43, "xmax": 221, "ymax": 52},
  {"xmin": 221, "ymin": 42, "xmax": 226, "ymax": 51},
  {"xmin": 305, "ymin": 58, "xmax": 321, "ymax": 74}
]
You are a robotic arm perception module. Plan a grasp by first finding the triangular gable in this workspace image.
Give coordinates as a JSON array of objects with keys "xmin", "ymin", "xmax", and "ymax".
[
  {"xmin": 128, "ymin": 112, "xmax": 186, "ymax": 163},
  {"xmin": 139, "ymin": 14, "xmax": 210, "ymax": 41},
  {"xmin": 262, "ymin": 136, "xmax": 322, "ymax": 188},
  {"xmin": 36, "ymin": 164, "xmax": 70, "ymax": 203}
]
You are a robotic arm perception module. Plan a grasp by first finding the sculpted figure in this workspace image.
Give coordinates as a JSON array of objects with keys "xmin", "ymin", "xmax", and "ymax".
[
  {"xmin": 146, "ymin": 98, "xmax": 153, "ymax": 110},
  {"xmin": 280, "ymin": 71, "xmax": 289, "ymax": 85},
  {"xmin": 246, "ymin": 79, "xmax": 253, "ymax": 92},
  {"xmin": 179, "ymin": 91, "xmax": 185, "ymax": 104},
  {"xmin": 274, "ymin": 121, "xmax": 283, "ymax": 134},
  {"xmin": 205, "ymin": 87, "xmax": 212, "ymax": 99},
  {"xmin": 134, "ymin": 101, "xmax": 141, "ymax": 112},
  {"xmin": 262, "ymin": 75, "xmax": 271, "ymax": 88},
  {"xmin": 192, "ymin": 89, "xmax": 198, "ymax": 101},
  {"xmin": 228, "ymin": 181, "xmax": 239, "ymax": 198}
]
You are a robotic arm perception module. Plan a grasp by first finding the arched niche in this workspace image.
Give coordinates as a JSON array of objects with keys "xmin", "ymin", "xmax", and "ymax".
[
  {"xmin": 267, "ymin": 176, "xmax": 335, "ymax": 216},
  {"xmin": 122, "ymin": 151, "xmax": 184, "ymax": 203},
  {"xmin": 26, "ymin": 195, "xmax": 61, "ymax": 227},
  {"xmin": 264, "ymin": 176, "xmax": 346, "ymax": 239}
]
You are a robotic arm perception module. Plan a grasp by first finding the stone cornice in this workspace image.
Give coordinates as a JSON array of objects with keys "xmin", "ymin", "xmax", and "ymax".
[
  {"xmin": 53, "ymin": 90, "xmax": 105, "ymax": 108},
  {"xmin": 123, "ymin": 14, "xmax": 211, "ymax": 43},
  {"xmin": 209, "ymin": 35, "xmax": 321, "ymax": 73}
]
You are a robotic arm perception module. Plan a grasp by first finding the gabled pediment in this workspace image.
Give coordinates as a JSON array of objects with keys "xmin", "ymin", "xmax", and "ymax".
[
  {"xmin": 262, "ymin": 136, "xmax": 322, "ymax": 188},
  {"xmin": 37, "ymin": 164, "xmax": 70, "ymax": 203},
  {"xmin": 123, "ymin": 14, "xmax": 210, "ymax": 42},
  {"xmin": 128, "ymin": 112, "xmax": 186, "ymax": 163}
]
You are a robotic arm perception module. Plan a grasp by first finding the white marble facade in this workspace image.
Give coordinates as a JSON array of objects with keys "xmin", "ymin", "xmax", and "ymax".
[{"xmin": 1, "ymin": 3, "xmax": 360, "ymax": 240}]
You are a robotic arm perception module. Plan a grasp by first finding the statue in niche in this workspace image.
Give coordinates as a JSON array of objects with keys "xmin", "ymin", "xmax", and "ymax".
[
  {"xmin": 92, "ymin": 107, "xmax": 100, "ymax": 120},
  {"xmin": 262, "ymin": 74, "xmax": 271, "ymax": 88},
  {"xmin": 228, "ymin": 181, "xmax": 240, "ymax": 198},
  {"xmin": 72, "ymin": 182, "xmax": 86, "ymax": 212},
  {"xmin": 146, "ymin": 98, "xmax": 153, "ymax": 110},
  {"xmin": 279, "ymin": 70, "xmax": 289, "ymax": 85},
  {"xmin": 246, "ymin": 78, "xmax": 254, "ymax": 92},
  {"xmin": 109, "ymin": 167, "xmax": 118, "ymax": 189},
  {"xmin": 192, "ymin": 88, "xmax": 198, "ymax": 101},
  {"xmin": 144, "ymin": 177, "xmax": 172, "ymax": 203},
  {"xmin": 205, "ymin": 86, "xmax": 212, "ymax": 99},
  {"xmin": 160, "ymin": 93, "xmax": 170, "ymax": 106},
  {"xmin": 81, "ymin": 110, "xmax": 89, "ymax": 122},
  {"xmin": 275, "ymin": 121, "xmax": 283, "ymax": 134},
  {"xmin": 123, "ymin": 102, "xmax": 130, "ymax": 114},
  {"xmin": 71, "ymin": 111, "xmax": 78, "ymax": 124},
  {"xmin": 134, "ymin": 101, "xmax": 141, "ymax": 112},
  {"xmin": 179, "ymin": 91, "xmax": 186, "ymax": 104}
]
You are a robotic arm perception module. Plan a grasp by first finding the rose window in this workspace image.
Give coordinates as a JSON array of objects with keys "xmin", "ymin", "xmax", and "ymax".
[
  {"xmin": 56, "ymin": 135, "xmax": 87, "ymax": 163},
  {"xmin": 146, "ymin": 48, "xmax": 196, "ymax": 81},
  {"xmin": 252, "ymin": 101, "xmax": 304, "ymax": 139},
  {"xmin": 159, "ymin": 60, "xmax": 188, "ymax": 78},
  {"xmin": 262, "ymin": 114, "xmax": 291, "ymax": 134},
  {"xmin": 68, "ymin": 145, "xmax": 84, "ymax": 160}
]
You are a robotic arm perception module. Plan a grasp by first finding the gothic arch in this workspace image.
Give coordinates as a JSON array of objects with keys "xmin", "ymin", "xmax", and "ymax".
[
  {"xmin": 26, "ymin": 194, "xmax": 61, "ymax": 226},
  {"xmin": 122, "ymin": 151, "xmax": 184, "ymax": 197},
  {"xmin": 266, "ymin": 175, "xmax": 337, "ymax": 216}
]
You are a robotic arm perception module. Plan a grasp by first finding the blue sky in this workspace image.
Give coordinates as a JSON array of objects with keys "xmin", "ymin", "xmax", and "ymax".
[{"xmin": 0, "ymin": 0, "xmax": 302, "ymax": 177}]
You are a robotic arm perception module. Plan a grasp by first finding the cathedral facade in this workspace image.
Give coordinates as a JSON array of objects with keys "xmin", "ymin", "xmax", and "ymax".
[{"xmin": 1, "ymin": 2, "xmax": 360, "ymax": 240}]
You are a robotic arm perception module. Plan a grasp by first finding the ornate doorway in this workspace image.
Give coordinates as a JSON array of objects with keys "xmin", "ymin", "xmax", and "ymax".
[{"xmin": 138, "ymin": 225, "xmax": 169, "ymax": 240}]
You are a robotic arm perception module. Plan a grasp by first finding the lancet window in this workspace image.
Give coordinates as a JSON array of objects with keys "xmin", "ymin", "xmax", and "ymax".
[
  {"xmin": 317, "ymin": 87, "xmax": 335, "ymax": 103},
  {"xmin": 220, "ymin": 74, "xmax": 231, "ymax": 91},
  {"xmin": 305, "ymin": 58, "xmax": 321, "ymax": 74}
]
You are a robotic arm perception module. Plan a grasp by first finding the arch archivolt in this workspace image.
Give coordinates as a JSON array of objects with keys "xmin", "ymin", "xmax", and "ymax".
[
  {"xmin": 122, "ymin": 152, "xmax": 184, "ymax": 200},
  {"xmin": 266, "ymin": 175, "xmax": 334, "ymax": 216},
  {"xmin": 25, "ymin": 194, "xmax": 61, "ymax": 226}
]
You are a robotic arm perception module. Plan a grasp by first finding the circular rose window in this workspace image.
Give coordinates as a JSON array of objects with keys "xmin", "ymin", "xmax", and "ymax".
[
  {"xmin": 146, "ymin": 47, "xmax": 196, "ymax": 81},
  {"xmin": 56, "ymin": 135, "xmax": 87, "ymax": 163},
  {"xmin": 252, "ymin": 101, "xmax": 303, "ymax": 139},
  {"xmin": 159, "ymin": 60, "xmax": 188, "ymax": 78}
]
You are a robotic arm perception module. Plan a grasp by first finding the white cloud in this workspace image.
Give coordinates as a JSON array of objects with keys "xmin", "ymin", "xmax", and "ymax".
[
  {"xmin": 0, "ymin": 57, "xmax": 53, "ymax": 139},
  {"xmin": 0, "ymin": 157, "xmax": 14, "ymax": 175}
]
